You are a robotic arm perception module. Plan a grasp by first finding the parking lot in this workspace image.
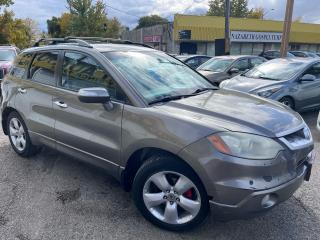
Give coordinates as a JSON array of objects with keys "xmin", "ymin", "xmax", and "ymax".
[{"xmin": 0, "ymin": 110, "xmax": 318, "ymax": 240}]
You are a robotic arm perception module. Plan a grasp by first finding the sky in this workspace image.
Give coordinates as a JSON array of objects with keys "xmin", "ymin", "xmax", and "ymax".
[{"xmin": 7, "ymin": 0, "xmax": 320, "ymax": 31}]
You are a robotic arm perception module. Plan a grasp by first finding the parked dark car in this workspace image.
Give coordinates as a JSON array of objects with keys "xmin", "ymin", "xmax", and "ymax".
[
  {"xmin": 1, "ymin": 37, "xmax": 314, "ymax": 231},
  {"xmin": 259, "ymin": 50, "xmax": 295, "ymax": 60},
  {"xmin": 221, "ymin": 58, "xmax": 320, "ymax": 112},
  {"xmin": 289, "ymin": 51, "xmax": 319, "ymax": 58},
  {"xmin": 197, "ymin": 55, "xmax": 266, "ymax": 85},
  {"xmin": 175, "ymin": 55, "xmax": 211, "ymax": 69}
]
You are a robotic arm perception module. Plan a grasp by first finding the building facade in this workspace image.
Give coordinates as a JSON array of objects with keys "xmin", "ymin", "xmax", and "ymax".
[{"xmin": 122, "ymin": 14, "xmax": 320, "ymax": 56}]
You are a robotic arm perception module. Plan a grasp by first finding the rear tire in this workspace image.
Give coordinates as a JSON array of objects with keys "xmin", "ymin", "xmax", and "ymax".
[
  {"xmin": 132, "ymin": 154, "xmax": 209, "ymax": 231},
  {"xmin": 279, "ymin": 97, "xmax": 295, "ymax": 110},
  {"xmin": 7, "ymin": 111, "xmax": 39, "ymax": 158}
]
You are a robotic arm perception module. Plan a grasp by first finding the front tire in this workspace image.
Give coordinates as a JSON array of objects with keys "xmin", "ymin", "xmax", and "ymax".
[
  {"xmin": 7, "ymin": 111, "xmax": 39, "ymax": 157},
  {"xmin": 132, "ymin": 154, "xmax": 209, "ymax": 231}
]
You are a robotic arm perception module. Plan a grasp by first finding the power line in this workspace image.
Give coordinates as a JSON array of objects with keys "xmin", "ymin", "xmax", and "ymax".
[{"xmin": 105, "ymin": 4, "xmax": 140, "ymax": 19}]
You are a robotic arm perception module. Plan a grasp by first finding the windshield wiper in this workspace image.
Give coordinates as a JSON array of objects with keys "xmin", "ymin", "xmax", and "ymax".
[
  {"xmin": 192, "ymin": 87, "xmax": 218, "ymax": 94},
  {"xmin": 148, "ymin": 94, "xmax": 195, "ymax": 105},
  {"xmin": 258, "ymin": 76, "xmax": 278, "ymax": 81}
]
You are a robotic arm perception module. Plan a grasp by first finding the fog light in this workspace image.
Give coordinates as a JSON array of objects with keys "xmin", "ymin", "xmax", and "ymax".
[{"xmin": 261, "ymin": 194, "xmax": 277, "ymax": 209}]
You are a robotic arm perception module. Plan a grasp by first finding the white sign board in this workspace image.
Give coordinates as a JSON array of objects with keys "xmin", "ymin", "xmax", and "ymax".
[{"xmin": 231, "ymin": 31, "xmax": 282, "ymax": 43}]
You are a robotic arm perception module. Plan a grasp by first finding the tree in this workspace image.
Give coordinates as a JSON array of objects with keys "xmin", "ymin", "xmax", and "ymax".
[
  {"xmin": 24, "ymin": 18, "xmax": 41, "ymax": 43},
  {"xmin": 136, "ymin": 15, "xmax": 168, "ymax": 29},
  {"xmin": 0, "ymin": 0, "xmax": 13, "ymax": 9},
  {"xmin": 0, "ymin": 10, "xmax": 32, "ymax": 49},
  {"xmin": 232, "ymin": 0, "xmax": 250, "ymax": 18},
  {"xmin": 47, "ymin": 17, "xmax": 61, "ymax": 37},
  {"xmin": 207, "ymin": 0, "xmax": 251, "ymax": 18},
  {"xmin": 207, "ymin": 0, "xmax": 225, "ymax": 17},
  {"xmin": 248, "ymin": 7, "xmax": 264, "ymax": 19}
]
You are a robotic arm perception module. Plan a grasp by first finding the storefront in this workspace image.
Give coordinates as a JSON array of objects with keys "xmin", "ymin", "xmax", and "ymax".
[{"xmin": 174, "ymin": 14, "xmax": 320, "ymax": 56}]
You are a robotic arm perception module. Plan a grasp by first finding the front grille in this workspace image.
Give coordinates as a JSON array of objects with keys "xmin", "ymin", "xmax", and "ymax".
[{"xmin": 279, "ymin": 126, "xmax": 313, "ymax": 150}]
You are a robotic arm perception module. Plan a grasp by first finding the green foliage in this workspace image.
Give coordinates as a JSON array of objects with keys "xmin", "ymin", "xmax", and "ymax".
[
  {"xmin": 247, "ymin": 7, "xmax": 264, "ymax": 19},
  {"xmin": 207, "ymin": 0, "xmax": 252, "ymax": 18},
  {"xmin": 47, "ymin": 0, "xmax": 122, "ymax": 38},
  {"xmin": 207, "ymin": 0, "xmax": 225, "ymax": 17},
  {"xmin": 0, "ymin": 0, "xmax": 13, "ymax": 9},
  {"xmin": 136, "ymin": 15, "xmax": 168, "ymax": 29},
  {"xmin": 0, "ymin": 10, "xmax": 37, "ymax": 49}
]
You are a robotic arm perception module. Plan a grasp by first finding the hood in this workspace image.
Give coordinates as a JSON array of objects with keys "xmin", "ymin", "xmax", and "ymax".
[
  {"xmin": 198, "ymin": 70, "xmax": 229, "ymax": 83},
  {"xmin": 221, "ymin": 75, "xmax": 284, "ymax": 93},
  {"xmin": 155, "ymin": 89, "xmax": 303, "ymax": 138}
]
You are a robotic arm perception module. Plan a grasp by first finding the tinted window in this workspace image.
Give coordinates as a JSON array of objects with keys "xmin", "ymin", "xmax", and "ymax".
[
  {"xmin": 250, "ymin": 58, "xmax": 266, "ymax": 67},
  {"xmin": 304, "ymin": 63, "xmax": 320, "ymax": 79},
  {"xmin": 29, "ymin": 52, "xmax": 58, "ymax": 86},
  {"xmin": 291, "ymin": 52, "xmax": 306, "ymax": 58},
  {"xmin": 199, "ymin": 57, "xmax": 210, "ymax": 64},
  {"xmin": 185, "ymin": 58, "xmax": 199, "ymax": 68},
  {"xmin": 11, "ymin": 53, "xmax": 33, "ymax": 78},
  {"xmin": 233, "ymin": 59, "xmax": 250, "ymax": 71},
  {"xmin": 61, "ymin": 52, "xmax": 126, "ymax": 102},
  {"xmin": 198, "ymin": 58, "xmax": 234, "ymax": 72}
]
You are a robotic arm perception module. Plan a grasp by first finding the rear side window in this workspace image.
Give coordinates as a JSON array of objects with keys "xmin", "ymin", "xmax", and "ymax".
[
  {"xmin": 233, "ymin": 59, "xmax": 250, "ymax": 71},
  {"xmin": 250, "ymin": 58, "xmax": 266, "ymax": 67},
  {"xmin": 11, "ymin": 53, "xmax": 33, "ymax": 79},
  {"xmin": 29, "ymin": 51, "xmax": 58, "ymax": 86},
  {"xmin": 61, "ymin": 52, "xmax": 127, "ymax": 102}
]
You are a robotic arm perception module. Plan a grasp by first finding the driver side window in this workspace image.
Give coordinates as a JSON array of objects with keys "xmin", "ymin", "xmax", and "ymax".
[
  {"xmin": 233, "ymin": 59, "xmax": 249, "ymax": 71},
  {"xmin": 304, "ymin": 63, "xmax": 320, "ymax": 79}
]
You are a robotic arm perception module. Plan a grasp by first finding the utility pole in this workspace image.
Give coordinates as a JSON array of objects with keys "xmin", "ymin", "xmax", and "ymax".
[
  {"xmin": 280, "ymin": 0, "xmax": 294, "ymax": 58},
  {"xmin": 224, "ymin": 0, "xmax": 231, "ymax": 55}
]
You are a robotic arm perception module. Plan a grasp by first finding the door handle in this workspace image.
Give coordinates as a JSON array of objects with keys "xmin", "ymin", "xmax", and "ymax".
[
  {"xmin": 18, "ymin": 88, "xmax": 27, "ymax": 94},
  {"xmin": 54, "ymin": 101, "xmax": 68, "ymax": 108}
]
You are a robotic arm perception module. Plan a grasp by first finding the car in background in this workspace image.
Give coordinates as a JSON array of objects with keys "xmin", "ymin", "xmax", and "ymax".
[
  {"xmin": 0, "ymin": 45, "xmax": 19, "ymax": 80},
  {"xmin": 220, "ymin": 58, "xmax": 320, "ymax": 112},
  {"xmin": 197, "ymin": 55, "xmax": 266, "ymax": 85},
  {"xmin": 289, "ymin": 51, "xmax": 319, "ymax": 58},
  {"xmin": 175, "ymin": 55, "xmax": 211, "ymax": 69},
  {"xmin": 259, "ymin": 50, "xmax": 295, "ymax": 60}
]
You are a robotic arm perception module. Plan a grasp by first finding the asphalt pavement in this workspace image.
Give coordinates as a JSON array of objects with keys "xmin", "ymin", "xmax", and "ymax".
[{"xmin": 0, "ymin": 111, "xmax": 319, "ymax": 240}]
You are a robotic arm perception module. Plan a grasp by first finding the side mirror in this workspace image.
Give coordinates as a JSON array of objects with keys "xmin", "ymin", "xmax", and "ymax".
[
  {"xmin": 78, "ymin": 88, "xmax": 114, "ymax": 111},
  {"xmin": 78, "ymin": 87, "xmax": 111, "ymax": 103},
  {"xmin": 300, "ymin": 74, "xmax": 317, "ymax": 82},
  {"xmin": 229, "ymin": 68, "xmax": 240, "ymax": 74},
  {"xmin": 0, "ymin": 68, "xmax": 4, "ymax": 79}
]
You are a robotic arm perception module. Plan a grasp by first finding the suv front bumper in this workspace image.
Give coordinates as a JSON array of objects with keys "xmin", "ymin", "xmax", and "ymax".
[{"xmin": 209, "ymin": 161, "xmax": 312, "ymax": 219}]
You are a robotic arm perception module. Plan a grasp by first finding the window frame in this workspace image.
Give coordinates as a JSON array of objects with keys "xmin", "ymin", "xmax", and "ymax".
[
  {"xmin": 27, "ymin": 50, "xmax": 60, "ymax": 87},
  {"xmin": 57, "ymin": 50, "xmax": 130, "ymax": 104}
]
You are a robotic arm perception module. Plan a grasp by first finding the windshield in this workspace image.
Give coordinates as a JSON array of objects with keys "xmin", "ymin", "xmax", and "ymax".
[
  {"xmin": 103, "ymin": 51, "xmax": 213, "ymax": 103},
  {"xmin": 0, "ymin": 49, "xmax": 15, "ymax": 61},
  {"xmin": 197, "ymin": 58, "xmax": 234, "ymax": 72},
  {"xmin": 244, "ymin": 60, "xmax": 307, "ymax": 81}
]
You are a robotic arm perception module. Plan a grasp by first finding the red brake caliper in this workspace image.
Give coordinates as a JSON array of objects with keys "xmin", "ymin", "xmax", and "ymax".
[{"xmin": 184, "ymin": 189, "xmax": 193, "ymax": 199}]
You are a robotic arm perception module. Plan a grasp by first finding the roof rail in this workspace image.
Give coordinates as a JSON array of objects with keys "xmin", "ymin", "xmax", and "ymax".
[
  {"xmin": 65, "ymin": 36, "xmax": 154, "ymax": 49},
  {"xmin": 33, "ymin": 38, "xmax": 93, "ymax": 48},
  {"xmin": 33, "ymin": 37, "xmax": 154, "ymax": 49}
]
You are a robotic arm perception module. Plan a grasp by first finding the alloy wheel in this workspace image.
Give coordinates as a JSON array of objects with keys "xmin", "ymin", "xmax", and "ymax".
[
  {"xmin": 9, "ymin": 117, "xmax": 26, "ymax": 152},
  {"xmin": 143, "ymin": 171, "xmax": 201, "ymax": 225}
]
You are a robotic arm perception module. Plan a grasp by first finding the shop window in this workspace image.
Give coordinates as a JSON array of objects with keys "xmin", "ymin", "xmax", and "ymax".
[
  {"xmin": 252, "ymin": 43, "xmax": 264, "ymax": 55},
  {"xmin": 230, "ymin": 43, "xmax": 241, "ymax": 55},
  {"xmin": 240, "ymin": 43, "xmax": 253, "ymax": 55}
]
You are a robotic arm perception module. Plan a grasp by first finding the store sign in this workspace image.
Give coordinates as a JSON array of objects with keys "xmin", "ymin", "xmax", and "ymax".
[
  {"xmin": 231, "ymin": 31, "xmax": 282, "ymax": 43},
  {"xmin": 143, "ymin": 35, "xmax": 162, "ymax": 43}
]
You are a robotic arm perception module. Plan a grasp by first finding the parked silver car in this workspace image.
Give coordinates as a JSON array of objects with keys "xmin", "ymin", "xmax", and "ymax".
[
  {"xmin": 221, "ymin": 58, "xmax": 320, "ymax": 112},
  {"xmin": 1, "ymin": 38, "xmax": 315, "ymax": 231}
]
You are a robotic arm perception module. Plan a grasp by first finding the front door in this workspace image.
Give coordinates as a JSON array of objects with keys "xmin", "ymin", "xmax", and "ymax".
[
  {"xmin": 295, "ymin": 62, "xmax": 320, "ymax": 110},
  {"xmin": 53, "ymin": 51, "xmax": 127, "ymax": 175}
]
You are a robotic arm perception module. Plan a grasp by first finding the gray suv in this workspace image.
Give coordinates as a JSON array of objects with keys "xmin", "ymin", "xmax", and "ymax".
[{"xmin": 1, "ymin": 38, "xmax": 315, "ymax": 231}]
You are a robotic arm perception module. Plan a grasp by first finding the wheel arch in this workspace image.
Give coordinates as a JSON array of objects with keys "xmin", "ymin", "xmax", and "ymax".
[{"xmin": 121, "ymin": 147, "xmax": 204, "ymax": 193}]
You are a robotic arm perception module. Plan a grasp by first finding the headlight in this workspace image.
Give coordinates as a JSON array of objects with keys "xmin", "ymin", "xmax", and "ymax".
[
  {"xmin": 257, "ymin": 87, "xmax": 281, "ymax": 98},
  {"xmin": 207, "ymin": 132, "xmax": 283, "ymax": 160}
]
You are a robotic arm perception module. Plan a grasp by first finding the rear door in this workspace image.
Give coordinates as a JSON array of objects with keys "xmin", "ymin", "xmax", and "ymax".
[
  {"xmin": 53, "ymin": 51, "xmax": 127, "ymax": 174},
  {"xmin": 13, "ymin": 51, "xmax": 59, "ymax": 147}
]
